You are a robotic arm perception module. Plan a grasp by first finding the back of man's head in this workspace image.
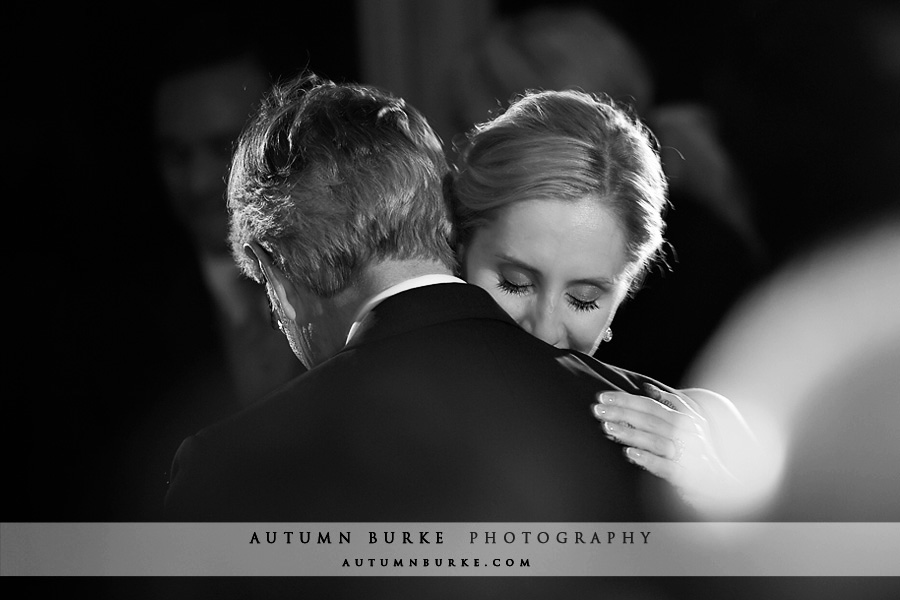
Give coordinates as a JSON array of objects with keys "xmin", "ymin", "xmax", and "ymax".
[{"xmin": 228, "ymin": 73, "xmax": 455, "ymax": 297}]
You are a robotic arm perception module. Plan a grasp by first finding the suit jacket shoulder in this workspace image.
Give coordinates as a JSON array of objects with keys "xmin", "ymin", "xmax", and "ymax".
[{"xmin": 165, "ymin": 283, "xmax": 673, "ymax": 521}]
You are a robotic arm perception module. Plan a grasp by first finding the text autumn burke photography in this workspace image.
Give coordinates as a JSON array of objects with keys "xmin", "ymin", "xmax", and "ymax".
[
  {"xmin": 247, "ymin": 529, "xmax": 653, "ymax": 545},
  {"xmin": 246, "ymin": 528, "xmax": 654, "ymax": 570}
]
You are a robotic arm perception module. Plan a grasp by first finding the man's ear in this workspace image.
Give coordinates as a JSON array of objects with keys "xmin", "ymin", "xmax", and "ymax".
[{"xmin": 244, "ymin": 242, "xmax": 297, "ymax": 322}]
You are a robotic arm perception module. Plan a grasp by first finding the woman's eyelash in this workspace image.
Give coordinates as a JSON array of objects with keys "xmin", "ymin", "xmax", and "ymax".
[
  {"xmin": 497, "ymin": 279, "xmax": 531, "ymax": 295},
  {"xmin": 498, "ymin": 278, "xmax": 599, "ymax": 311},
  {"xmin": 566, "ymin": 296, "xmax": 599, "ymax": 312}
]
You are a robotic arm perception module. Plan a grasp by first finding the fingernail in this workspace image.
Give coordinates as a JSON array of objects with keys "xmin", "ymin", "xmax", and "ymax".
[
  {"xmin": 604, "ymin": 421, "xmax": 618, "ymax": 433},
  {"xmin": 599, "ymin": 393, "xmax": 616, "ymax": 405},
  {"xmin": 625, "ymin": 447, "xmax": 642, "ymax": 460},
  {"xmin": 592, "ymin": 404, "xmax": 606, "ymax": 418}
]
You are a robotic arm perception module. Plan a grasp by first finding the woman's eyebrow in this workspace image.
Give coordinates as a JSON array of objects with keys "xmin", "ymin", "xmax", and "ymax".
[
  {"xmin": 570, "ymin": 277, "xmax": 615, "ymax": 289},
  {"xmin": 494, "ymin": 253, "xmax": 540, "ymax": 278}
]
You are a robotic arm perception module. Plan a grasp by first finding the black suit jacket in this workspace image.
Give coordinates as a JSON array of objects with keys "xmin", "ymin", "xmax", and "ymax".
[{"xmin": 164, "ymin": 283, "xmax": 672, "ymax": 521}]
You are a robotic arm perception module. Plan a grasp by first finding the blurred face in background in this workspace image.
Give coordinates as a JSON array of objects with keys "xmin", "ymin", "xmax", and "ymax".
[
  {"xmin": 462, "ymin": 196, "xmax": 633, "ymax": 355},
  {"xmin": 154, "ymin": 56, "xmax": 269, "ymax": 256}
]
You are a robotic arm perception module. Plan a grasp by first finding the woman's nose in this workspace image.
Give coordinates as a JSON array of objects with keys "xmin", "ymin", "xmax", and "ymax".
[{"xmin": 523, "ymin": 298, "xmax": 566, "ymax": 349}]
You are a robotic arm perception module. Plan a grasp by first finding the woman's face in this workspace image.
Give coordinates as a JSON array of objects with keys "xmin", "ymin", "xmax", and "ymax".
[{"xmin": 463, "ymin": 196, "xmax": 633, "ymax": 355}]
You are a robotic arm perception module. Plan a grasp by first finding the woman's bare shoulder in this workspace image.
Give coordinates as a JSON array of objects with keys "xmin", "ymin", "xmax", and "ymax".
[
  {"xmin": 679, "ymin": 387, "xmax": 737, "ymax": 415},
  {"xmin": 679, "ymin": 387, "xmax": 757, "ymax": 445}
]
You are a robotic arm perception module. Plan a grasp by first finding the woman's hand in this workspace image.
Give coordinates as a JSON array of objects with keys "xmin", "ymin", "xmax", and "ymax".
[{"xmin": 591, "ymin": 383, "xmax": 744, "ymax": 509}]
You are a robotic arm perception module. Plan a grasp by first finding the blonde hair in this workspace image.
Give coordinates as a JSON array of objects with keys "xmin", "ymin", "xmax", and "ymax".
[{"xmin": 450, "ymin": 89, "xmax": 668, "ymax": 287}]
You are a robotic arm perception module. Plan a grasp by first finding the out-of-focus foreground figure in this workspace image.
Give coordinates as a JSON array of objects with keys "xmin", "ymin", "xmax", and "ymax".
[{"xmin": 687, "ymin": 212, "xmax": 900, "ymax": 520}]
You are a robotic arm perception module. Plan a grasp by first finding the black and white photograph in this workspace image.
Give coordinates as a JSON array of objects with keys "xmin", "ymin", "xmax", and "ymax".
[{"xmin": 5, "ymin": 1, "xmax": 899, "ymax": 597}]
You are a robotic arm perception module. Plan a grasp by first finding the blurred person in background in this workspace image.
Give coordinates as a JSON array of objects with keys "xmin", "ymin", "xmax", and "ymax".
[
  {"xmin": 109, "ymin": 19, "xmax": 308, "ymax": 519},
  {"xmin": 702, "ymin": 0, "xmax": 900, "ymax": 265},
  {"xmin": 152, "ymin": 44, "xmax": 303, "ymax": 407}
]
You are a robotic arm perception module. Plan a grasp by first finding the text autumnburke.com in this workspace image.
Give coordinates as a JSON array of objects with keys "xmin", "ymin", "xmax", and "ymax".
[{"xmin": 248, "ymin": 530, "xmax": 653, "ymax": 545}]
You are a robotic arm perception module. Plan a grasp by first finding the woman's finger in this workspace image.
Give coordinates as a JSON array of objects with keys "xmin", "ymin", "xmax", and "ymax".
[
  {"xmin": 593, "ymin": 394, "xmax": 699, "ymax": 435},
  {"xmin": 623, "ymin": 446, "xmax": 679, "ymax": 482},
  {"xmin": 602, "ymin": 420, "xmax": 684, "ymax": 460},
  {"xmin": 593, "ymin": 404, "xmax": 677, "ymax": 440}
]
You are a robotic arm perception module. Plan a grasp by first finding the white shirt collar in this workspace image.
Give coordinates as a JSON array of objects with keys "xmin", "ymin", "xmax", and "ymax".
[{"xmin": 345, "ymin": 274, "xmax": 466, "ymax": 346}]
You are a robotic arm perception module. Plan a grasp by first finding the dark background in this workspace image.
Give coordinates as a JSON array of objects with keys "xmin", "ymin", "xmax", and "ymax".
[{"xmin": 10, "ymin": 1, "xmax": 899, "ymax": 522}]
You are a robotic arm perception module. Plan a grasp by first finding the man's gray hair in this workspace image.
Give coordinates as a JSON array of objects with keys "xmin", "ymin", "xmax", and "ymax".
[{"xmin": 228, "ymin": 73, "xmax": 455, "ymax": 297}]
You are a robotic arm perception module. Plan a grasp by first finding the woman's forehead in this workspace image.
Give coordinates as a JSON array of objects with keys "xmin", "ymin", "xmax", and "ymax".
[{"xmin": 484, "ymin": 197, "xmax": 631, "ymax": 282}]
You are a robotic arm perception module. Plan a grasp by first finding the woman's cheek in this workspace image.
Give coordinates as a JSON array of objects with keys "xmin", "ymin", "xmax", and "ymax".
[
  {"xmin": 573, "ymin": 311, "xmax": 609, "ymax": 354},
  {"xmin": 491, "ymin": 292, "xmax": 525, "ymax": 323}
]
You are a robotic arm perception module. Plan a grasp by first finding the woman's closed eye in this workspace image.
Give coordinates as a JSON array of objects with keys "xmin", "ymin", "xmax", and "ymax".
[
  {"xmin": 565, "ymin": 283, "xmax": 603, "ymax": 312},
  {"xmin": 566, "ymin": 294, "xmax": 599, "ymax": 312},
  {"xmin": 496, "ymin": 266, "xmax": 535, "ymax": 296},
  {"xmin": 498, "ymin": 276, "xmax": 602, "ymax": 312},
  {"xmin": 497, "ymin": 277, "xmax": 532, "ymax": 296}
]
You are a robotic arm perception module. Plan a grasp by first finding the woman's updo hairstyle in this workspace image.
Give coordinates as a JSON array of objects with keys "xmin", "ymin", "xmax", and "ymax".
[{"xmin": 449, "ymin": 89, "xmax": 668, "ymax": 289}]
